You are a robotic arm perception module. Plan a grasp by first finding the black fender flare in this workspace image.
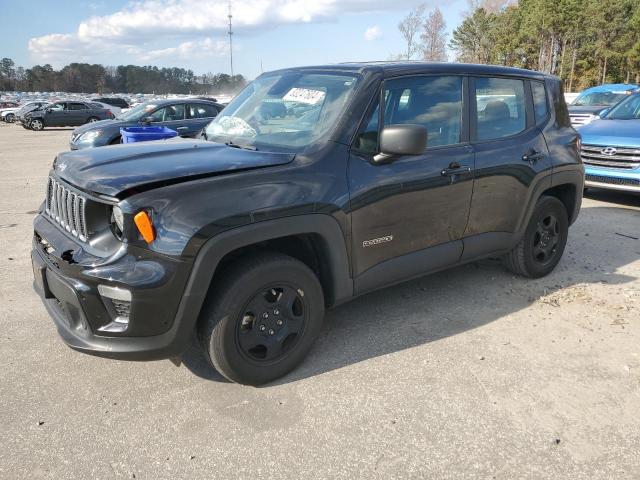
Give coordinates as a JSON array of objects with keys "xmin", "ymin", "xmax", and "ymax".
[{"xmin": 168, "ymin": 214, "xmax": 353, "ymax": 352}]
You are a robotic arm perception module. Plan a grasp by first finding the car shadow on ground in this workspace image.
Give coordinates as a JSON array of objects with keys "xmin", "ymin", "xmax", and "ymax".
[
  {"xmin": 181, "ymin": 202, "xmax": 639, "ymax": 385},
  {"xmin": 584, "ymin": 188, "xmax": 640, "ymax": 208}
]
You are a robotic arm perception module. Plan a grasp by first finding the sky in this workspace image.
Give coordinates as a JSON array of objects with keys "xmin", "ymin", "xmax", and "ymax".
[{"xmin": 1, "ymin": 0, "xmax": 469, "ymax": 79}]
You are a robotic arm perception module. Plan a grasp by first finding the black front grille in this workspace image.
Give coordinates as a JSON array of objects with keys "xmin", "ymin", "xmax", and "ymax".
[
  {"xmin": 45, "ymin": 177, "xmax": 88, "ymax": 241},
  {"xmin": 585, "ymin": 174, "xmax": 640, "ymax": 187},
  {"xmin": 581, "ymin": 145, "xmax": 640, "ymax": 170}
]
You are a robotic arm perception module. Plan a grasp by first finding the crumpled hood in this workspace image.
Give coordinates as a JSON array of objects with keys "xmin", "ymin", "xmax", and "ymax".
[
  {"xmin": 53, "ymin": 138, "xmax": 295, "ymax": 198},
  {"xmin": 578, "ymin": 119, "xmax": 640, "ymax": 148}
]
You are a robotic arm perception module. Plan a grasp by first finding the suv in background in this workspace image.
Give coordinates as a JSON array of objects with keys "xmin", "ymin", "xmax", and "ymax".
[
  {"xmin": 569, "ymin": 83, "xmax": 638, "ymax": 128},
  {"xmin": 23, "ymin": 101, "xmax": 114, "ymax": 131},
  {"xmin": 32, "ymin": 63, "xmax": 583, "ymax": 385},
  {"xmin": 578, "ymin": 91, "xmax": 640, "ymax": 193},
  {"xmin": 69, "ymin": 98, "xmax": 223, "ymax": 149}
]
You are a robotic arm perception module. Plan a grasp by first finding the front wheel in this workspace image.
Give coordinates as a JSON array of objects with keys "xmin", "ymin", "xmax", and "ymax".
[
  {"xmin": 503, "ymin": 196, "xmax": 568, "ymax": 278},
  {"xmin": 199, "ymin": 252, "xmax": 325, "ymax": 385},
  {"xmin": 30, "ymin": 119, "xmax": 44, "ymax": 131}
]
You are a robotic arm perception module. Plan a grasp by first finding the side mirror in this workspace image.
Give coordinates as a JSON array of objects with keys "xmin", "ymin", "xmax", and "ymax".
[
  {"xmin": 373, "ymin": 124, "xmax": 428, "ymax": 164},
  {"xmin": 141, "ymin": 116, "xmax": 155, "ymax": 124},
  {"xmin": 597, "ymin": 108, "xmax": 609, "ymax": 118},
  {"xmin": 46, "ymin": 108, "xmax": 52, "ymax": 113}
]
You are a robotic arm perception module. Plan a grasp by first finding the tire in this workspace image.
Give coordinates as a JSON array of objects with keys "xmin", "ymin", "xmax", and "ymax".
[
  {"xmin": 109, "ymin": 136, "xmax": 122, "ymax": 145},
  {"xmin": 86, "ymin": 117, "xmax": 99, "ymax": 124},
  {"xmin": 503, "ymin": 195, "xmax": 568, "ymax": 278},
  {"xmin": 5, "ymin": 113, "xmax": 15, "ymax": 123},
  {"xmin": 199, "ymin": 252, "xmax": 325, "ymax": 385},
  {"xmin": 30, "ymin": 119, "xmax": 44, "ymax": 131}
]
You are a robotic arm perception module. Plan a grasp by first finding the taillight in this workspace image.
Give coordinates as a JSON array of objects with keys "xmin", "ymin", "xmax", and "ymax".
[{"xmin": 107, "ymin": 110, "xmax": 113, "ymax": 118}]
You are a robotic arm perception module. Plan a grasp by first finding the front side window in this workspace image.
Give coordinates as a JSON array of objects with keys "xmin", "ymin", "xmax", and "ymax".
[
  {"xmin": 384, "ymin": 76, "xmax": 463, "ymax": 149},
  {"xmin": 475, "ymin": 77, "xmax": 526, "ymax": 140},
  {"xmin": 150, "ymin": 104, "xmax": 185, "ymax": 122},
  {"xmin": 50, "ymin": 102, "xmax": 66, "ymax": 111},
  {"xmin": 205, "ymin": 71, "xmax": 360, "ymax": 150}
]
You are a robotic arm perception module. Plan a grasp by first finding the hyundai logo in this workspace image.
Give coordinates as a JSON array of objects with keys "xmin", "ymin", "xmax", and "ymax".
[{"xmin": 601, "ymin": 147, "xmax": 617, "ymax": 156}]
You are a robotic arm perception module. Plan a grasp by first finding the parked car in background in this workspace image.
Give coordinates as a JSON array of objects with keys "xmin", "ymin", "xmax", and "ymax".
[
  {"xmin": 33, "ymin": 63, "xmax": 584, "ymax": 385},
  {"xmin": 91, "ymin": 97, "xmax": 130, "ymax": 110},
  {"xmin": 70, "ymin": 98, "xmax": 222, "ymax": 149},
  {"xmin": 1, "ymin": 101, "xmax": 48, "ymax": 123},
  {"xmin": 90, "ymin": 101, "xmax": 122, "ymax": 116},
  {"xmin": 22, "ymin": 101, "xmax": 114, "ymax": 131},
  {"xmin": 569, "ymin": 83, "xmax": 638, "ymax": 128},
  {"xmin": 578, "ymin": 91, "xmax": 640, "ymax": 193}
]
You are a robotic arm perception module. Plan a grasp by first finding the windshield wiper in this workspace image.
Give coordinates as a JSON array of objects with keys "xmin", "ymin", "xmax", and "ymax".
[{"xmin": 225, "ymin": 141, "xmax": 258, "ymax": 151}]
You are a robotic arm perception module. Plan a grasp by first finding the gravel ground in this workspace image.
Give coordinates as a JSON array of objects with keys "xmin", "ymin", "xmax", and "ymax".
[{"xmin": 0, "ymin": 122, "xmax": 639, "ymax": 479}]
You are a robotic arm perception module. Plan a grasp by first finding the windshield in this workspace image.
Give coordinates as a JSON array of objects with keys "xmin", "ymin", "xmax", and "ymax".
[
  {"xmin": 116, "ymin": 102, "xmax": 158, "ymax": 121},
  {"xmin": 603, "ymin": 94, "xmax": 640, "ymax": 120},
  {"xmin": 572, "ymin": 91, "xmax": 629, "ymax": 107},
  {"xmin": 204, "ymin": 71, "xmax": 360, "ymax": 150}
]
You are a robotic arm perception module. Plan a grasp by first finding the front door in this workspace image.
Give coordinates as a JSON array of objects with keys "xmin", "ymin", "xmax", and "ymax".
[
  {"xmin": 45, "ymin": 102, "xmax": 67, "ymax": 127},
  {"xmin": 348, "ymin": 75, "xmax": 474, "ymax": 292}
]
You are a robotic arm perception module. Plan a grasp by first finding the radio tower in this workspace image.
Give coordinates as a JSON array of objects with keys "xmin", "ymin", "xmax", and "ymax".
[{"xmin": 228, "ymin": 1, "xmax": 234, "ymax": 77}]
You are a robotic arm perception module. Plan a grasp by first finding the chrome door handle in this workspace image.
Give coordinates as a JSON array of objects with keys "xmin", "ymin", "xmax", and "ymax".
[
  {"xmin": 441, "ymin": 165, "xmax": 472, "ymax": 176},
  {"xmin": 522, "ymin": 151, "xmax": 545, "ymax": 163}
]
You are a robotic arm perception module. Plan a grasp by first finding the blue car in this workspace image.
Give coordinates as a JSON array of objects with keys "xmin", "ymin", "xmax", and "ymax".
[
  {"xmin": 579, "ymin": 92, "xmax": 640, "ymax": 193},
  {"xmin": 569, "ymin": 83, "xmax": 638, "ymax": 128}
]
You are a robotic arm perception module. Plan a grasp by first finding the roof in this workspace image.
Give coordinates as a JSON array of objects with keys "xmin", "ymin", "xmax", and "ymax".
[
  {"xmin": 267, "ymin": 61, "xmax": 552, "ymax": 80},
  {"xmin": 580, "ymin": 83, "xmax": 639, "ymax": 94}
]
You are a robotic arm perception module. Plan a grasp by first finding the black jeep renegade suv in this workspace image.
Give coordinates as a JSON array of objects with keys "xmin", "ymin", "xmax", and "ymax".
[{"xmin": 32, "ymin": 63, "xmax": 584, "ymax": 385}]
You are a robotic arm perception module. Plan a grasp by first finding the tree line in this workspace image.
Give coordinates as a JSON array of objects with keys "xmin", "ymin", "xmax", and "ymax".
[
  {"xmin": 399, "ymin": 0, "xmax": 640, "ymax": 90},
  {"xmin": 0, "ymin": 58, "xmax": 246, "ymax": 95}
]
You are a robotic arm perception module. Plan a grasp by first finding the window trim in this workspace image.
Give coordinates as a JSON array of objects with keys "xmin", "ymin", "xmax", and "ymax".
[
  {"xmin": 352, "ymin": 73, "xmax": 470, "ymax": 154},
  {"xmin": 469, "ymin": 75, "xmax": 535, "ymax": 144}
]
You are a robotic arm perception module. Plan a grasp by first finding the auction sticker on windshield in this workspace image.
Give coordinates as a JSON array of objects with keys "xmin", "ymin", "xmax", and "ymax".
[{"xmin": 283, "ymin": 88, "xmax": 326, "ymax": 105}]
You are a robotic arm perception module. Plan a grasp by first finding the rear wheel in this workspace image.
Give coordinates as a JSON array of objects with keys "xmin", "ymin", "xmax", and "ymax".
[
  {"xmin": 86, "ymin": 117, "xmax": 99, "ymax": 124},
  {"xmin": 30, "ymin": 119, "xmax": 44, "ymax": 131},
  {"xmin": 503, "ymin": 196, "xmax": 568, "ymax": 278},
  {"xmin": 5, "ymin": 113, "xmax": 15, "ymax": 123},
  {"xmin": 199, "ymin": 252, "xmax": 324, "ymax": 385},
  {"xmin": 109, "ymin": 136, "xmax": 122, "ymax": 145}
]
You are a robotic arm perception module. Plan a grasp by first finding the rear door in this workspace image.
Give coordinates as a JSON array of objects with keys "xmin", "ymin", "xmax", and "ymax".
[
  {"xmin": 465, "ymin": 76, "xmax": 551, "ymax": 242},
  {"xmin": 67, "ymin": 102, "xmax": 89, "ymax": 125},
  {"xmin": 348, "ymin": 74, "xmax": 474, "ymax": 288}
]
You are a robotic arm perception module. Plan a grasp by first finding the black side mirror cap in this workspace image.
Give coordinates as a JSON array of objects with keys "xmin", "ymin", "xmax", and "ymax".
[
  {"xmin": 141, "ymin": 116, "xmax": 154, "ymax": 124},
  {"xmin": 373, "ymin": 124, "xmax": 428, "ymax": 164}
]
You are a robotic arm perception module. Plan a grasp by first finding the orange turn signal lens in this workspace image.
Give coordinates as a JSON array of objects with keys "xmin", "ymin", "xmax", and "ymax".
[{"xmin": 134, "ymin": 211, "xmax": 155, "ymax": 243}]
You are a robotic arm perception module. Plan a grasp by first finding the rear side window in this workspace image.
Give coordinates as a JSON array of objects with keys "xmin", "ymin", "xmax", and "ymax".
[
  {"xmin": 68, "ymin": 103, "xmax": 87, "ymax": 110},
  {"xmin": 475, "ymin": 77, "xmax": 526, "ymax": 140},
  {"xmin": 188, "ymin": 103, "xmax": 218, "ymax": 119},
  {"xmin": 531, "ymin": 81, "xmax": 549, "ymax": 123}
]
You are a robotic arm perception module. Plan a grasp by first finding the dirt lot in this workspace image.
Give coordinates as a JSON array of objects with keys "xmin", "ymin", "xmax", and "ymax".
[{"xmin": 0, "ymin": 123, "xmax": 639, "ymax": 479}]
